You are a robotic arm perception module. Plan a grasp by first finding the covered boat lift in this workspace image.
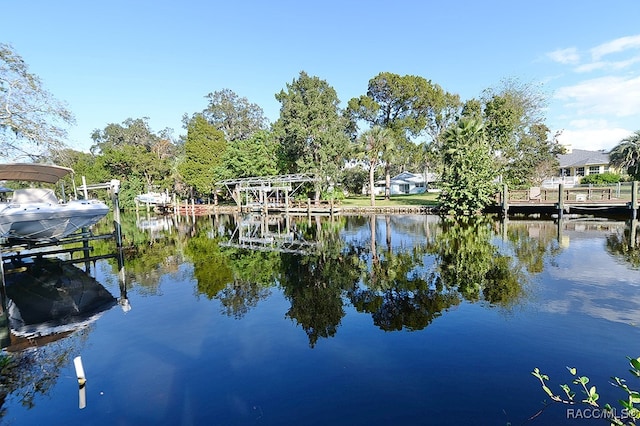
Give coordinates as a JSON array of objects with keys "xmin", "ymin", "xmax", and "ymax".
[{"xmin": 217, "ymin": 174, "xmax": 320, "ymax": 213}]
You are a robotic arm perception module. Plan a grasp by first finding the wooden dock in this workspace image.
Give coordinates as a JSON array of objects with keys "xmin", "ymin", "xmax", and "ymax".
[
  {"xmin": 138, "ymin": 181, "xmax": 640, "ymax": 219},
  {"xmin": 496, "ymin": 182, "xmax": 639, "ymax": 218}
]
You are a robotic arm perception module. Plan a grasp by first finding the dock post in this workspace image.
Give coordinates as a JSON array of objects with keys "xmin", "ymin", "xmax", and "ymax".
[
  {"xmin": 557, "ymin": 183, "xmax": 565, "ymax": 218},
  {"xmin": 0, "ymin": 261, "xmax": 10, "ymax": 348},
  {"xmin": 285, "ymin": 190, "xmax": 289, "ymax": 215},
  {"xmin": 307, "ymin": 198, "xmax": 311, "ymax": 219},
  {"xmin": 502, "ymin": 184, "xmax": 508, "ymax": 217},
  {"xmin": 631, "ymin": 181, "xmax": 638, "ymax": 219},
  {"xmin": 110, "ymin": 180, "xmax": 123, "ymax": 248}
]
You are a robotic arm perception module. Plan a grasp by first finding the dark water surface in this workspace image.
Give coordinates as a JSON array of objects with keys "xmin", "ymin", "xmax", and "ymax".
[{"xmin": 1, "ymin": 213, "xmax": 639, "ymax": 425}]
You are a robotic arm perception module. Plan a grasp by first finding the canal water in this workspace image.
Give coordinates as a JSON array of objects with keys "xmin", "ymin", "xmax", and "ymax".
[{"xmin": 0, "ymin": 213, "xmax": 639, "ymax": 425}]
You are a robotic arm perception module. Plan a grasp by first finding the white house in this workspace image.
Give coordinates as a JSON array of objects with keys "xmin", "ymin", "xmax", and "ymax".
[
  {"xmin": 371, "ymin": 171, "xmax": 435, "ymax": 195},
  {"xmin": 541, "ymin": 148, "xmax": 613, "ymax": 188}
]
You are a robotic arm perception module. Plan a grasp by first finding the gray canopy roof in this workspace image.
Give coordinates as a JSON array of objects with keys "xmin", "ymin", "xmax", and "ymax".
[{"xmin": 0, "ymin": 163, "xmax": 74, "ymax": 184}]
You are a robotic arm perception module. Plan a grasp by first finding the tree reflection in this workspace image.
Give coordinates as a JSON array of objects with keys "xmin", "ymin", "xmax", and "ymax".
[
  {"xmin": 605, "ymin": 219, "xmax": 640, "ymax": 269},
  {"xmin": 280, "ymin": 217, "xmax": 365, "ymax": 347},
  {"xmin": 0, "ymin": 332, "xmax": 88, "ymax": 416},
  {"xmin": 184, "ymin": 223, "xmax": 280, "ymax": 318},
  {"xmin": 429, "ymin": 216, "xmax": 526, "ymax": 308},
  {"xmin": 347, "ymin": 214, "xmax": 460, "ymax": 331},
  {"xmin": 349, "ymin": 247, "xmax": 461, "ymax": 331},
  {"xmin": 504, "ymin": 220, "xmax": 561, "ymax": 274}
]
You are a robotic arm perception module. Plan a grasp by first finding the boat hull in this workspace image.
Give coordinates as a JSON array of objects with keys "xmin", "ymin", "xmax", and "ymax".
[{"xmin": 0, "ymin": 200, "xmax": 110, "ymax": 241}]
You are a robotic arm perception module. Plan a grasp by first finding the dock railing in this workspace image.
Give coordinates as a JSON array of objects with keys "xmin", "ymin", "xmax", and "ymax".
[{"xmin": 498, "ymin": 181, "xmax": 639, "ymax": 218}]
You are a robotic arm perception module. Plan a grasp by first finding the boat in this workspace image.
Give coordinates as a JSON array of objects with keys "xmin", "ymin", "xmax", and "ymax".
[
  {"xmin": 135, "ymin": 191, "xmax": 170, "ymax": 205},
  {"xmin": 0, "ymin": 163, "xmax": 110, "ymax": 242}
]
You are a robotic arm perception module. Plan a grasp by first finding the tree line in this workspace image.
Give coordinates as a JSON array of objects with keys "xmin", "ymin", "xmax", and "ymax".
[{"xmin": 3, "ymin": 43, "xmax": 638, "ymax": 214}]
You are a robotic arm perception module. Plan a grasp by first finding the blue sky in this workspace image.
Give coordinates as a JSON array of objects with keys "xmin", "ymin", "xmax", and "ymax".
[{"xmin": 2, "ymin": 0, "xmax": 639, "ymax": 153}]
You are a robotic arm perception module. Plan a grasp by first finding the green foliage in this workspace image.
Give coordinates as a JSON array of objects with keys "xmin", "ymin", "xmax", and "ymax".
[
  {"xmin": 610, "ymin": 131, "xmax": 640, "ymax": 180},
  {"xmin": 178, "ymin": 115, "xmax": 226, "ymax": 196},
  {"xmin": 481, "ymin": 78, "xmax": 559, "ymax": 187},
  {"xmin": 347, "ymin": 72, "xmax": 461, "ymax": 195},
  {"xmin": 357, "ymin": 126, "xmax": 395, "ymax": 205},
  {"xmin": 428, "ymin": 216, "xmax": 525, "ymax": 307},
  {"xmin": 339, "ymin": 167, "xmax": 368, "ymax": 195},
  {"xmin": 0, "ymin": 43, "xmax": 75, "ymax": 160},
  {"xmin": 83, "ymin": 117, "xmax": 176, "ymax": 204},
  {"xmin": 606, "ymin": 223, "xmax": 640, "ymax": 269},
  {"xmin": 279, "ymin": 220, "xmax": 364, "ymax": 347},
  {"xmin": 213, "ymin": 130, "xmax": 279, "ymax": 181},
  {"xmin": 347, "ymin": 72, "xmax": 461, "ymax": 145},
  {"xmin": 274, "ymin": 71, "xmax": 350, "ymax": 199},
  {"xmin": 532, "ymin": 357, "xmax": 640, "ymax": 425},
  {"xmin": 580, "ymin": 172, "xmax": 622, "ymax": 185},
  {"xmin": 439, "ymin": 118, "xmax": 497, "ymax": 215},
  {"xmin": 199, "ymin": 88, "xmax": 268, "ymax": 142}
]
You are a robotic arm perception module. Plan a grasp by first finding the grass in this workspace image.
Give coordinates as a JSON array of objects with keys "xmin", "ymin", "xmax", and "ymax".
[{"xmin": 340, "ymin": 192, "xmax": 440, "ymax": 207}]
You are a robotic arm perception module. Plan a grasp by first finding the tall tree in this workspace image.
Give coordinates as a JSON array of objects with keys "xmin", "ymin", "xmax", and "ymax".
[
  {"xmin": 357, "ymin": 126, "xmax": 395, "ymax": 206},
  {"xmin": 481, "ymin": 78, "xmax": 561, "ymax": 187},
  {"xmin": 0, "ymin": 43, "xmax": 75, "ymax": 160},
  {"xmin": 609, "ymin": 130, "xmax": 640, "ymax": 180},
  {"xmin": 213, "ymin": 130, "xmax": 279, "ymax": 181},
  {"xmin": 274, "ymin": 71, "xmax": 350, "ymax": 201},
  {"xmin": 194, "ymin": 88, "xmax": 268, "ymax": 142},
  {"xmin": 90, "ymin": 117, "xmax": 159, "ymax": 154},
  {"xmin": 347, "ymin": 72, "xmax": 461, "ymax": 198},
  {"xmin": 90, "ymin": 117, "xmax": 176, "ymax": 192},
  {"xmin": 439, "ymin": 118, "xmax": 497, "ymax": 216},
  {"xmin": 178, "ymin": 114, "xmax": 226, "ymax": 197}
]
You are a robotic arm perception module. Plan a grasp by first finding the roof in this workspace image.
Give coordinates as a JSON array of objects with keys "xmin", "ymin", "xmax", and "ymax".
[
  {"xmin": 375, "ymin": 171, "xmax": 438, "ymax": 186},
  {"xmin": 0, "ymin": 163, "xmax": 74, "ymax": 184},
  {"xmin": 557, "ymin": 149, "xmax": 610, "ymax": 168}
]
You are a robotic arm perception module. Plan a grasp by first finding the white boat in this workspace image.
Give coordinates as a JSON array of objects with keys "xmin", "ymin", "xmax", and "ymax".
[
  {"xmin": 135, "ymin": 191, "xmax": 170, "ymax": 205},
  {"xmin": 0, "ymin": 163, "xmax": 110, "ymax": 242}
]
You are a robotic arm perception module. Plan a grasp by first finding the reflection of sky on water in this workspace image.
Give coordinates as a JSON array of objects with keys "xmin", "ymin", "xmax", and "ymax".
[
  {"xmin": 3, "ymin": 214, "xmax": 639, "ymax": 425},
  {"xmin": 536, "ymin": 230, "xmax": 640, "ymax": 326}
]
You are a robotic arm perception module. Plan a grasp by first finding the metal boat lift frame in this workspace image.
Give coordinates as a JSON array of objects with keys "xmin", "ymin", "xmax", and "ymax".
[{"xmin": 217, "ymin": 174, "xmax": 320, "ymax": 212}]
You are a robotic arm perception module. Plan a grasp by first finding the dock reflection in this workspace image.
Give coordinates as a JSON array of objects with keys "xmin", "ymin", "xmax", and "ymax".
[{"xmin": 219, "ymin": 213, "xmax": 320, "ymax": 254}]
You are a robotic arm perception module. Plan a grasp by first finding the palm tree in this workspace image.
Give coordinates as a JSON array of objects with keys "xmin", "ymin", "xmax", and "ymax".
[
  {"xmin": 358, "ymin": 126, "xmax": 395, "ymax": 206},
  {"xmin": 610, "ymin": 130, "xmax": 640, "ymax": 180}
]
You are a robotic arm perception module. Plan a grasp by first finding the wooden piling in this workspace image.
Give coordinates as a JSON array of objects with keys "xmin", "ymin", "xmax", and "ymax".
[{"xmin": 557, "ymin": 183, "xmax": 565, "ymax": 218}]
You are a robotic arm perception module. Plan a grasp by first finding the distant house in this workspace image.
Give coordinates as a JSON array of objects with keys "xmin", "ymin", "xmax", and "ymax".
[
  {"xmin": 371, "ymin": 171, "xmax": 436, "ymax": 195},
  {"xmin": 558, "ymin": 148, "xmax": 611, "ymax": 177},
  {"xmin": 542, "ymin": 148, "xmax": 612, "ymax": 188}
]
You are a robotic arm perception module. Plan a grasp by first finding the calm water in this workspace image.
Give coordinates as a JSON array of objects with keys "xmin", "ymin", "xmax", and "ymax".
[{"xmin": 1, "ymin": 213, "xmax": 639, "ymax": 425}]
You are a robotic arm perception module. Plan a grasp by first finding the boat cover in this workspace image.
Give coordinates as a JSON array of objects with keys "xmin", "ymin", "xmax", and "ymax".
[{"xmin": 0, "ymin": 163, "xmax": 74, "ymax": 184}]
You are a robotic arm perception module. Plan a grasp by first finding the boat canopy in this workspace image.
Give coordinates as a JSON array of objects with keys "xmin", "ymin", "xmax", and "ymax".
[{"xmin": 0, "ymin": 163, "xmax": 74, "ymax": 184}]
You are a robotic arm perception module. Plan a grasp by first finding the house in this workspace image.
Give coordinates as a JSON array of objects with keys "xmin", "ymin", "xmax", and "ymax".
[
  {"xmin": 371, "ymin": 171, "xmax": 436, "ymax": 195},
  {"xmin": 542, "ymin": 148, "xmax": 612, "ymax": 188},
  {"xmin": 558, "ymin": 148, "xmax": 611, "ymax": 177}
]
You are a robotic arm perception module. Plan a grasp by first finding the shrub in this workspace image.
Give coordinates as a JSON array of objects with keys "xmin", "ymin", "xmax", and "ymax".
[{"xmin": 580, "ymin": 172, "xmax": 621, "ymax": 185}]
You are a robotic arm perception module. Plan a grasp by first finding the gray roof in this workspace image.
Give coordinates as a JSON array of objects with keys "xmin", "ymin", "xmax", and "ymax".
[{"xmin": 557, "ymin": 149, "xmax": 610, "ymax": 168}]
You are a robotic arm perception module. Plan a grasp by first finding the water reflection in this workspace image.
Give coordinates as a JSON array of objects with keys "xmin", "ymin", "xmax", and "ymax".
[
  {"xmin": 3, "ymin": 259, "xmax": 116, "ymax": 341},
  {"xmin": 96, "ymin": 212, "xmax": 640, "ymax": 339},
  {"xmin": 0, "ymin": 256, "xmax": 119, "ymax": 416},
  {"xmin": 1, "ymin": 212, "xmax": 639, "ymax": 424},
  {"xmin": 606, "ymin": 218, "xmax": 640, "ymax": 268}
]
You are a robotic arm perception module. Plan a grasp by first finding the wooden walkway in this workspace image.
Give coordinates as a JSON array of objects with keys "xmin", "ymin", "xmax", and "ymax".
[
  {"xmin": 138, "ymin": 182, "xmax": 640, "ymax": 219},
  {"xmin": 496, "ymin": 182, "xmax": 639, "ymax": 218}
]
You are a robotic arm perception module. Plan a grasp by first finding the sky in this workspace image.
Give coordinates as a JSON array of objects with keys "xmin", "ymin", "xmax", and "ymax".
[{"xmin": 2, "ymin": 0, "xmax": 639, "ymax": 153}]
